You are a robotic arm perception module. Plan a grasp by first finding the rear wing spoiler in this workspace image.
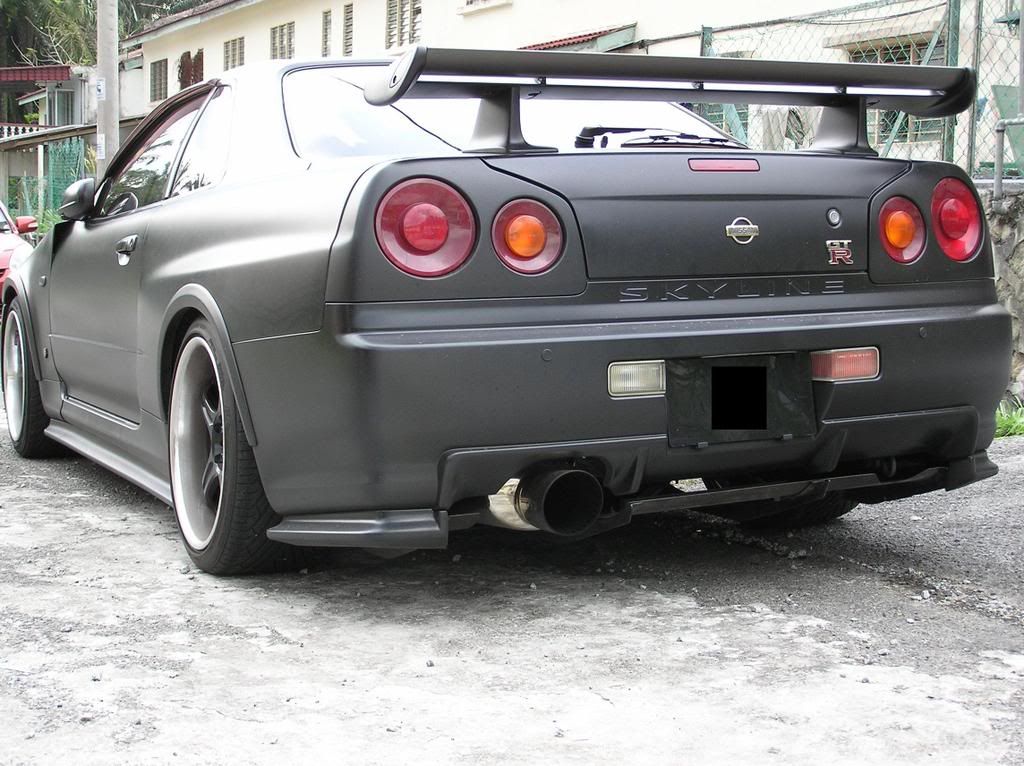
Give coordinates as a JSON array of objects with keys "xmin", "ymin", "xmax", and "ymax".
[{"xmin": 364, "ymin": 46, "xmax": 976, "ymax": 156}]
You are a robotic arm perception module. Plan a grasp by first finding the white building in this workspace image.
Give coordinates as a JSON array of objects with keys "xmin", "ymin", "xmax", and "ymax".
[{"xmin": 122, "ymin": 0, "xmax": 832, "ymax": 108}]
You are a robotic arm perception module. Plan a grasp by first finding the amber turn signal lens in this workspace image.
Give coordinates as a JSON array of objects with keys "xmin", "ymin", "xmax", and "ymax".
[
  {"xmin": 884, "ymin": 210, "xmax": 915, "ymax": 250},
  {"xmin": 505, "ymin": 214, "xmax": 546, "ymax": 259},
  {"xmin": 878, "ymin": 196, "xmax": 925, "ymax": 264}
]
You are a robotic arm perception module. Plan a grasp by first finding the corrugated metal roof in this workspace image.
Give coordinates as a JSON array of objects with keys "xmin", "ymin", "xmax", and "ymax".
[
  {"xmin": 520, "ymin": 24, "xmax": 634, "ymax": 51},
  {"xmin": 0, "ymin": 66, "xmax": 71, "ymax": 84}
]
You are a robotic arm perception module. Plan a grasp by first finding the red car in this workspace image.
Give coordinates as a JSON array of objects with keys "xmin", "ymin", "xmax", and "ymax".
[{"xmin": 0, "ymin": 203, "xmax": 36, "ymax": 294}]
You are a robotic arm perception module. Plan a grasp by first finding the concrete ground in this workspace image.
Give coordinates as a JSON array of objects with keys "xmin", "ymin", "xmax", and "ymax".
[{"xmin": 0, "ymin": 407, "xmax": 1022, "ymax": 765}]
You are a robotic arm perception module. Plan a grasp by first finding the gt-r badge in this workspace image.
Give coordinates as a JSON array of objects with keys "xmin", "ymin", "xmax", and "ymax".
[
  {"xmin": 826, "ymin": 239, "xmax": 854, "ymax": 265},
  {"xmin": 725, "ymin": 217, "xmax": 759, "ymax": 245}
]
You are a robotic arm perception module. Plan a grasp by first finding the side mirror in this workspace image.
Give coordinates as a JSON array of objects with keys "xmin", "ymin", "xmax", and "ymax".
[
  {"xmin": 59, "ymin": 178, "xmax": 97, "ymax": 221},
  {"xmin": 15, "ymin": 216, "xmax": 37, "ymax": 234}
]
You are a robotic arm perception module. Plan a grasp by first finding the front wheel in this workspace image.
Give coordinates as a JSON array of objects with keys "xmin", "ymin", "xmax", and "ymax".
[
  {"xmin": 168, "ymin": 319, "xmax": 301, "ymax": 574},
  {"xmin": 2, "ymin": 297, "xmax": 59, "ymax": 457}
]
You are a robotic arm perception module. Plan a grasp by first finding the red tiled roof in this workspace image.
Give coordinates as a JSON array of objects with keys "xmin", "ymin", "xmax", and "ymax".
[
  {"xmin": 520, "ymin": 24, "xmax": 633, "ymax": 51},
  {"xmin": 124, "ymin": 0, "xmax": 247, "ymax": 40},
  {"xmin": 0, "ymin": 66, "xmax": 71, "ymax": 84}
]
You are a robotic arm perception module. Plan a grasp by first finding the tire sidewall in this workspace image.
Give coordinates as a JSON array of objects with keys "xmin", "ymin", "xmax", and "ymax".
[
  {"xmin": 2, "ymin": 299, "xmax": 33, "ymax": 454},
  {"xmin": 169, "ymin": 318, "xmax": 245, "ymax": 569}
]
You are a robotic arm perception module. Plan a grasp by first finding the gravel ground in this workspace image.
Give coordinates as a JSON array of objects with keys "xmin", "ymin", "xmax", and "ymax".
[{"xmin": 0, "ymin": 406, "xmax": 1022, "ymax": 765}]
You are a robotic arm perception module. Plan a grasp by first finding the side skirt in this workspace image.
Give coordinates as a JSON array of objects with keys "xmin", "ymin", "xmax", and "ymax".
[{"xmin": 45, "ymin": 421, "xmax": 173, "ymax": 506}]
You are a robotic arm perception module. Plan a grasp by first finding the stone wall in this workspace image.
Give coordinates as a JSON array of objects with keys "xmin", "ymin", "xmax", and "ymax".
[{"xmin": 982, "ymin": 186, "xmax": 1024, "ymax": 398}]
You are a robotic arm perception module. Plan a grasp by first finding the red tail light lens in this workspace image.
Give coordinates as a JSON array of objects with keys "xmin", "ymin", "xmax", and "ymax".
[
  {"xmin": 930, "ymin": 178, "xmax": 981, "ymax": 262},
  {"xmin": 375, "ymin": 179, "xmax": 476, "ymax": 277},
  {"xmin": 879, "ymin": 197, "xmax": 925, "ymax": 264},
  {"xmin": 492, "ymin": 199, "xmax": 564, "ymax": 274}
]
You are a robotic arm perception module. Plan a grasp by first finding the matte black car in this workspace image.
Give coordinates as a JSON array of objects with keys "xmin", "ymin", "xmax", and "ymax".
[{"xmin": 1, "ymin": 48, "xmax": 1012, "ymax": 574}]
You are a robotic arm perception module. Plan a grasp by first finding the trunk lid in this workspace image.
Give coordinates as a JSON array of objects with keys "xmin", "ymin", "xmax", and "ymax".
[{"xmin": 484, "ymin": 153, "xmax": 908, "ymax": 279}]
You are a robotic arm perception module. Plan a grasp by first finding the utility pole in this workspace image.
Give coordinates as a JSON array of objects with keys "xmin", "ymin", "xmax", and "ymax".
[{"xmin": 96, "ymin": 0, "xmax": 119, "ymax": 177}]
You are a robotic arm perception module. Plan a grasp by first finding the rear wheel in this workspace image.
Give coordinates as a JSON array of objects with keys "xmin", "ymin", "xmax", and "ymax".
[
  {"xmin": 168, "ymin": 319, "xmax": 301, "ymax": 574},
  {"xmin": 2, "ymin": 298, "xmax": 58, "ymax": 457}
]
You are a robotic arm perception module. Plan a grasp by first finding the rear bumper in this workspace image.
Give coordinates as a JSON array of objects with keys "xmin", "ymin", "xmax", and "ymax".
[{"xmin": 233, "ymin": 298, "xmax": 1012, "ymax": 516}]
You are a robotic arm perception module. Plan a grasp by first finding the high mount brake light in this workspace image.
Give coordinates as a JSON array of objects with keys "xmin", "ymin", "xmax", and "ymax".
[
  {"xmin": 879, "ymin": 196, "xmax": 926, "ymax": 264},
  {"xmin": 492, "ymin": 199, "xmax": 564, "ymax": 274},
  {"xmin": 375, "ymin": 179, "xmax": 476, "ymax": 277},
  {"xmin": 931, "ymin": 177, "xmax": 981, "ymax": 262}
]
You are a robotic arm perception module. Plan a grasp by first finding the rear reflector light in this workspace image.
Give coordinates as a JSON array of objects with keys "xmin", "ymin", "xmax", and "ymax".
[
  {"xmin": 879, "ymin": 197, "xmax": 925, "ymax": 264},
  {"xmin": 608, "ymin": 360, "xmax": 665, "ymax": 398},
  {"xmin": 810, "ymin": 347, "xmax": 879, "ymax": 382},
  {"xmin": 375, "ymin": 178, "xmax": 476, "ymax": 277},
  {"xmin": 688, "ymin": 158, "xmax": 760, "ymax": 172},
  {"xmin": 930, "ymin": 177, "xmax": 982, "ymax": 262},
  {"xmin": 492, "ymin": 199, "xmax": 564, "ymax": 274}
]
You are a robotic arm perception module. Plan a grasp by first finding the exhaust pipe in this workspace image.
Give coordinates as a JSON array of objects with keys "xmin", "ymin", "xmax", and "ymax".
[{"xmin": 513, "ymin": 469, "xmax": 605, "ymax": 536}]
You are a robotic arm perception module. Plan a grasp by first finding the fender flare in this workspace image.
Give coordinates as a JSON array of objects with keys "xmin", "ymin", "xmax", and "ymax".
[
  {"xmin": 159, "ymin": 284, "xmax": 258, "ymax": 447},
  {"xmin": 1, "ymin": 271, "xmax": 44, "ymax": 383}
]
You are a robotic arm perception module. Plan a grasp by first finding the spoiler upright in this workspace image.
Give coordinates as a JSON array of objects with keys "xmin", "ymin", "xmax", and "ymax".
[{"xmin": 364, "ymin": 46, "xmax": 976, "ymax": 156}]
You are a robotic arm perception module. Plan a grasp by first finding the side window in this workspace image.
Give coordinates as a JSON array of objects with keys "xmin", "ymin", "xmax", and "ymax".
[
  {"xmin": 170, "ymin": 88, "xmax": 232, "ymax": 198},
  {"xmin": 98, "ymin": 97, "xmax": 203, "ymax": 217}
]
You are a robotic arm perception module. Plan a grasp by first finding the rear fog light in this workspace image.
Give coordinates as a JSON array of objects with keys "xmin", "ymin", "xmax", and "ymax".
[{"xmin": 810, "ymin": 347, "xmax": 880, "ymax": 382}]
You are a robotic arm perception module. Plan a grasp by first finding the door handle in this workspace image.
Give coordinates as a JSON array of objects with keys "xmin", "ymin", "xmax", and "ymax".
[{"xmin": 115, "ymin": 235, "xmax": 138, "ymax": 266}]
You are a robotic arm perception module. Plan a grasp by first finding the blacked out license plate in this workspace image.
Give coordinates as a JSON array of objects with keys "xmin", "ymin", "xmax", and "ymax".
[{"xmin": 666, "ymin": 354, "xmax": 816, "ymax": 448}]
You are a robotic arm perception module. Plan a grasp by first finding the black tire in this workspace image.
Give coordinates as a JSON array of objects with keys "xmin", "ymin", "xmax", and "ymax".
[
  {"xmin": 739, "ymin": 492, "xmax": 858, "ymax": 530},
  {"xmin": 168, "ymin": 318, "xmax": 303, "ymax": 575},
  {"xmin": 2, "ymin": 297, "xmax": 60, "ymax": 458}
]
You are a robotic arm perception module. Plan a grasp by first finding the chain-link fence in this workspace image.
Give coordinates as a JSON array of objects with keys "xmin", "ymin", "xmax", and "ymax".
[
  {"xmin": 5, "ymin": 136, "xmax": 85, "ymax": 217},
  {"xmin": 680, "ymin": 0, "xmax": 1022, "ymax": 178}
]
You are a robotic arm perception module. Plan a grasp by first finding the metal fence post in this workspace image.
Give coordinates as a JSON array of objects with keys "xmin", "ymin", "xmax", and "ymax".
[
  {"xmin": 944, "ymin": 0, "xmax": 960, "ymax": 162},
  {"xmin": 966, "ymin": 0, "xmax": 983, "ymax": 174}
]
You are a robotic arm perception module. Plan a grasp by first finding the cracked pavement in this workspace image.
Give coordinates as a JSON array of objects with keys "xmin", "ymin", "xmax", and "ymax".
[{"xmin": 0, "ymin": 406, "xmax": 1022, "ymax": 764}]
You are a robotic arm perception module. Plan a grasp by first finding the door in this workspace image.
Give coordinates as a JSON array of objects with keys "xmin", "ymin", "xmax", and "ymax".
[{"xmin": 49, "ymin": 95, "xmax": 204, "ymax": 424}]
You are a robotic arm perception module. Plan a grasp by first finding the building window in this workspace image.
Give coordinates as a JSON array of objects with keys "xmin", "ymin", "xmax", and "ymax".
[
  {"xmin": 322, "ymin": 10, "xmax": 332, "ymax": 57},
  {"xmin": 271, "ymin": 21, "xmax": 296, "ymax": 60},
  {"xmin": 223, "ymin": 37, "xmax": 245, "ymax": 70},
  {"xmin": 848, "ymin": 38, "xmax": 945, "ymax": 144},
  {"xmin": 343, "ymin": 4, "xmax": 353, "ymax": 56},
  {"xmin": 150, "ymin": 58, "xmax": 168, "ymax": 101},
  {"xmin": 178, "ymin": 49, "xmax": 204, "ymax": 90},
  {"xmin": 385, "ymin": 0, "xmax": 421, "ymax": 49}
]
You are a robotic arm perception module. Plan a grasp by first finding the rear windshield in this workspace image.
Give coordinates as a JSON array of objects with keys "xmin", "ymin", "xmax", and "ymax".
[{"xmin": 284, "ymin": 65, "xmax": 734, "ymax": 159}]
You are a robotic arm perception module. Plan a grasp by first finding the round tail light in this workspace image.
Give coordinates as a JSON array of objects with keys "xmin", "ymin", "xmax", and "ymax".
[
  {"xmin": 375, "ymin": 179, "xmax": 476, "ymax": 277},
  {"xmin": 930, "ymin": 177, "xmax": 981, "ymax": 262},
  {"xmin": 492, "ymin": 199, "xmax": 564, "ymax": 274},
  {"xmin": 879, "ymin": 196, "xmax": 925, "ymax": 264}
]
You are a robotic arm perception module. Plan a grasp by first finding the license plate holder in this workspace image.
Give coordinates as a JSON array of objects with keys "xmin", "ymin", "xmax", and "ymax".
[{"xmin": 666, "ymin": 354, "xmax": 816, "ymax": 447}]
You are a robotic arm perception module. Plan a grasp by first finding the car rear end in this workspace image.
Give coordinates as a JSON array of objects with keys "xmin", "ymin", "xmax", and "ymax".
[{"xmin": 235, "ymin": 52, "xmax": 1012, "ymax": 547}]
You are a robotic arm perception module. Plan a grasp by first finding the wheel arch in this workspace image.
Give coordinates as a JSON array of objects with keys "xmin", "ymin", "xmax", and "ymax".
[
  {"xmin": 159, "ymin": 284, "xmax": 258, "ymax": 447},
  {"xmin": 1, "ymin": 274, "xmax": 43, "ymax": 383}
]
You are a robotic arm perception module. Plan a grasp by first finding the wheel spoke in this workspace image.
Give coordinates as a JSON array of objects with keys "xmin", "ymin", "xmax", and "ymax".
[{"xmin": 201, "ymin": 456, "xmax": 222, "ymax": 508}]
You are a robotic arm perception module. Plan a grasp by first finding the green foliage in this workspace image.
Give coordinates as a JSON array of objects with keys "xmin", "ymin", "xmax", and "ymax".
[
  {"xmin": 996, "ymin": 396, "xmax": 1024, "ymax": 438},
  {"xmin": 33, "ymin": 208, "xmax": 62, "ymax": 236}
]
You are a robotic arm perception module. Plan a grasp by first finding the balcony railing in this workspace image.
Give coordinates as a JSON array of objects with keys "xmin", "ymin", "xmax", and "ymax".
[{"xmin": 0, "ymin": 123, "xmax": 41, "ymax": 140}]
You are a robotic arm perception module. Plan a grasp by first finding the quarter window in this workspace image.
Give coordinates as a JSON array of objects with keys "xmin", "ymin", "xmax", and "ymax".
[
  {"xmin": 171, "ymin": 89, "xmax": 232, "ymax": 198},
  {"xmin": 99, "ymin": 97, "xmax": 203, "ymax": 216},
  {"xmin": 150, "ymin": 59, "xmax": 168, "ymax": 102},
  {"xmin": 270, "ymin": 21, "xmax": 296, "ymax": 59},
  {"xmin": 223, "ymin": 37, "xmax": 245, "ymax": 70}
]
